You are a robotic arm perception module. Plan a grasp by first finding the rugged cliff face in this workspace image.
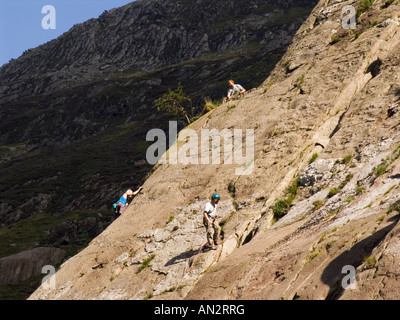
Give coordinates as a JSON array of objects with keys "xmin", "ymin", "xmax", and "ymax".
[
  {"xmin": 0, "ymin": 0, "xmax": 318, "ymax": 299},
  {"xmin": 27, "ymin": 0, "xmax": 400, "ymax": 300},
  {"xmin": 0, "ymin": 0, "xmax": 316, "ymax": 149}
]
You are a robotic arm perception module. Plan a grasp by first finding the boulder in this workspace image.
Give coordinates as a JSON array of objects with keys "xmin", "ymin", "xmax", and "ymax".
[{"xmin": 0, "ymin": 247, "xmax": 67, "ymax": 284}]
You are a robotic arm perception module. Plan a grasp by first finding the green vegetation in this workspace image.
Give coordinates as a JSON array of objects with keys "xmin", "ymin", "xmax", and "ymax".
[
  {"xmin": 200, "ymin": 97, "xmax": 222, "ymax": 115},
  {"xmin": 167, "ymin": 215, "xmax": 175, "ymax": 224},
  {"xmin": 340, "ymin": 155, "xmax": 352, "ymax": 164},
  {"xmin": 219, "ymin": 211, "xmax": 236, "ymax": 235},
  {"xmin": 376, "ymin": 215, "xmax": 385, "ymax": 224},
  {"xmin": 357, "ymin": 0, "xmax": 375, "ymax": 18},
  {"xmin": 375, "ymin": 162, "xmax": 390, "ymax": 177},
  {"xmin": 143, "ymin": 291, "xmax": 153, "ymax": 300},
  {"xmin": 326, "ymin": 173, "xmax": 355, "ymax": 200},
  {"xmin": 309, "ymin": 153, "xmax": 318, "ymax": 164},
  {"xmin": 226, "ymin": 104, "xmax": 237, "ymax": 112},
  {"xmin": 363, "ymin": 255, "xmax": 376, "ymax": 268},
  {"xmin": 384, "ymin": 184, "xmax": 396, "ymax": 196},
  {"xmin": 305, "ymin": 249, "xmax": 320, "ymax": 265},
  {"xmin": 0, "ymin": 209, "xmax": 111, "ymax": 258},
  {"xmin": 370, "ymin": 20, "xmax": 378, "ymax": 27},
  {"xmin": 295, "ymin": 74, "xmax": 305, "ymax": 91},
  {"xmin": 154, "ymin": 83, "xmax": 194, "ymax": 124},
  {"xmin": 0, "ymin": 119, "xmax": 153, "ymax": 211},
  {"xmin": 312, "ymin": 199, "xmax": 325, "ymax": 210},
  {"xmin": 325, "ymin": 240, "xmax": 336, "ymax": 251},
  {"xmin": 387, "ymin": 199, "xmax": 400, "ymax": 213},
  {"xmin": 0, "ymin": 112, "xmax": 151, "ymax": 300},
  {"xmin": 272, "ymin": 177, "xmax": 300, "ymax": 220},
  {"xmin": 162, "ymin": 286, "xmax": 177, "ymax": 294},
  {"xmin": 261, "ymin": 7, "xmax": 315, "ymax": 28},
  {"xmin": 371, "ymin": 146, "xmax": 400, "ymax": 178},
  {"xmin": 232, "ymin": 200, "xmax": 239, "ymax": 211},
  {"xmin": 137, "ymin": 254, "xmax": 156, "ymax": 273},
  {"xmin": 219, "ymin": 211, "xmax": 236, "ymax": 229},
  {"xmin": 327, "ymin": 187, "xmax": 339, "ymax": 198},
  {"xmin": 227, "ymin": 180, "xmax": 237, "ymax": 198},
  {"xmin": 0, "ymin": 273, "xmax": 44, "ymax": 300},
  {"xmin": 355, "ymin": 184, "xmax": 365, "ymax": 195},
  {"xmin": 329, "ymin": 36, "xmax": 341, "ymax": 45},
  {"xmin": 338, "ymin": 173, "xmax": 354, "ymax": 189},
  {"xmin": 0, "ymin": 208, "xmax": 108, "ymax": 299},
  {"xmin": 272, "ymin": 198, "xmax": 291, "ymax": 220},
  {"xmin": 287, "ymin": 177, "xmax": 300, "ymax": 196}
]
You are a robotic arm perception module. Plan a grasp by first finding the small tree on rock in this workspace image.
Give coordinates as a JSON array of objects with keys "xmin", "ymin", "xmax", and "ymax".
[{"xmin": 154, "ymin": 83, "xmax": 193, "ymax": 124}]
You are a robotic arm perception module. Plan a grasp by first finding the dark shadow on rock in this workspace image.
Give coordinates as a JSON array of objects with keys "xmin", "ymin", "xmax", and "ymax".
[
  {"xmin": 165, "ymin": 245, "xmax": 213, "ymax": 267},
  {"xmin": 321, "ymin": 215, "xmax": 400, "ymax": 300},
  {"xmin": 366, "ymin": 58, "xmax": 382, "ymax": 78}
]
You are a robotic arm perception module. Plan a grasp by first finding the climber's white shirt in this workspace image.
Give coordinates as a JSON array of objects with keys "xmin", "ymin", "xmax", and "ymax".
[{"xmin": 204, "ymin": 201, "xmax": 217, "ymax": 218}]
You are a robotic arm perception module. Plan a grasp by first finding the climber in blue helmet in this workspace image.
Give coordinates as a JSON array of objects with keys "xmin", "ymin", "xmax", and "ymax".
[{"xmin": 203, "ymin": 194, "xmax": 222, "ymax": 249}]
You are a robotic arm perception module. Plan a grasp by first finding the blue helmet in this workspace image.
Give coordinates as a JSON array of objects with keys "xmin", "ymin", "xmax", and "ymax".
[{"xmin": 212, "ymin": 194, "xmax": 221, "ymax": 200}]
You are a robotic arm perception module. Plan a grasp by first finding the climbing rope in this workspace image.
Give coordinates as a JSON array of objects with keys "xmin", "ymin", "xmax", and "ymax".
[{"xmin": 186, "ymin": 242, "xmax": 208, "ymax": 273}]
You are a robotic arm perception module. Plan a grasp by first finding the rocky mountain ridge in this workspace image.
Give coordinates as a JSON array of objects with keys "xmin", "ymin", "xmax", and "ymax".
[{"xmin": 0, "ymin": 0, "xmax": 315, "ymax": 105}]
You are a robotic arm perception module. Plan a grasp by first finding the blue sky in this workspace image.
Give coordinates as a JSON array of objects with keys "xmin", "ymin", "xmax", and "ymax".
[{"xmin": 0, "ymin": 0, "xmax": 134, "ymax": 67}]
